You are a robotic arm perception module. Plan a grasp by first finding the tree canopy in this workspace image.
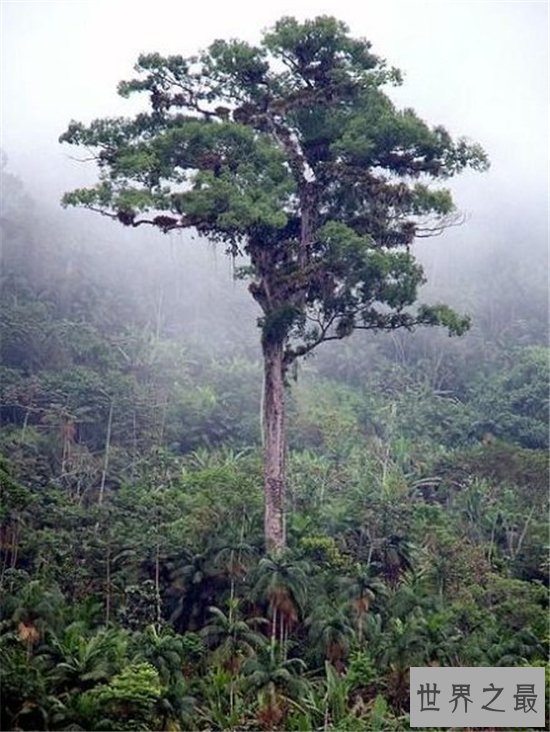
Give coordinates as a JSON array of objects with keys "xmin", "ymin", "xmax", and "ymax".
[{"xmin": 60, "ymin": 15, "xmax": 488, "ymax": 364}]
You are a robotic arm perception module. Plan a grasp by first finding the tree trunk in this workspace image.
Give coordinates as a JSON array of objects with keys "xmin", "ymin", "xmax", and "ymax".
[
  {"xmin": 99, "ymin": 400, "xmax": 113, "ymax": 505},
  {"xmin": 262, "ymin": 339, "xmax": 286, "ymax": 553}
]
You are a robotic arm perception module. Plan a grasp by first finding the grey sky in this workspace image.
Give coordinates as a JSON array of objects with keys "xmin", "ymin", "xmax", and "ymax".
[{"xmin": 1, "ymin": 0, "xmax": 548, "ymax": 240}]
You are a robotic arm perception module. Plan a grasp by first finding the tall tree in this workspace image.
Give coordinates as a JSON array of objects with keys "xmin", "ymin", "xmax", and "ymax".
[{"xmin": 60, "ymin": 16, "xmax": 488, "ymax": 552}]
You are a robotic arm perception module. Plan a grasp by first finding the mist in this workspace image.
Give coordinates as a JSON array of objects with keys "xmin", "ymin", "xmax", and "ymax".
[
  {"xmin": 1, "ymin": 6, "xmax": 548, "ymax": 728},
  {"xmin": 1, "ymin": 0, "xmax": 547, "ymax": 370},
  {"xmin": 1, "ymin": 0, "xmax": 547, "ymax": 397},
  {"xmin": 2, "ymin": 1, "xmax": 547, "ymax": 304}
]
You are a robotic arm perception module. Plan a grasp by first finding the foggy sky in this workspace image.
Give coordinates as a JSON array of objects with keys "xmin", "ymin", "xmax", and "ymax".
[{"xmin": 1, "ymin": 0, "xmax": 548, "ymax": 258}]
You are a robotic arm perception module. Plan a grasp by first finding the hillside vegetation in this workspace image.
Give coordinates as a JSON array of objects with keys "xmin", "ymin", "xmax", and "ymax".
[{"xmin": 1, "ymin": 165, "xmax": 548, "ymax": 730}]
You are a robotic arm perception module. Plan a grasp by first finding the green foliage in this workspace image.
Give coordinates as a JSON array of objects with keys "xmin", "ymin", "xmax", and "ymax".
[
  {"xmin": 436, "ymin": 441, "xmax": 548, "ymax": 498},
  {"xmin": 0, "ymin": 638, "xmax": 48, "ymax": 731},
  {"xmin": 60, "ymin": 15, "xmax": 487, "ymax": 366},
  {"xmin": 298, "ymin": 535, "xmax": 348, "ymax": 570},
  {"xmin": 0, "ymin": 457, "xmax": 33, "ymax": 518},
  {"xmin": 469, "ymin": 346, "xmax": 549, "ymax": 448},
  {"xmin": 119, "ymin": 582, "xmax": 158, "ymax": 631},
  {"xmin": 90, "ymin": 662, "xmax": 162, "ymax": 730},
  {"xmin": 0, "ymin": 24, "xmax": 546, "ymax": 725},
  {"xmin": 201, "ymin": 600, "xmax": 267, "ymax": 671},
  {"xmin": 346, "ymin": 650, "xmax": 376, "ymax": 691}
]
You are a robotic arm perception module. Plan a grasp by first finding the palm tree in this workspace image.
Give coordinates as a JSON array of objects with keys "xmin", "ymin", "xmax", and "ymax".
[
  {"xmin": 214, "ymin": 542, "xmax": 256, "ymax": 585},
  {"xmin": 132, "ymin": 624, "xmax": 189, "ymax": 685},
  {"xmin": 386, "ymin": 569, "xmax": 433, "ymax": 619},
  {"xmin": 167, "ymin": 548, "xmax": 223, "ymax": 631},
  {"xmin": 201, "ymin": 599, "xmax": 266, "ymax": 720},
  {"xmin": 242, "ymin": 645, "xmax": 308, "ymax": 729},
  {"xmin": 307, "ymin": 603, "xmax": 356, "ymax": 670},
  {"xmin": 376, "ymin": 612, "xmax": 429, "ymax": 712},
  {"xmin": 378, "ymin": 535, "xmax": 414, "ymax": 588},
  {"xmin": 340, "ymin": 566, "xmax": 385, "ymax": 644},
  {"xmin": 422, "ymin": 610, "xmax": 464, "ymax": 666},
  {"xmin": 38, "ymin": 622, "xmax": 127, "ymax": 693},
  {"xmin": 252, "ymin": 555, "xmax": 309, "ymax": 657},
  {"xmin": 201, "ymin": 599, "xmax": 267, "ymax": 673},
  {"xmin": 131, "ymin": 625, "xmax": 196, "ymax": 730},
  {"xmin": 10, "ymin": 579, "xmax": 64, "ymax": 656}
]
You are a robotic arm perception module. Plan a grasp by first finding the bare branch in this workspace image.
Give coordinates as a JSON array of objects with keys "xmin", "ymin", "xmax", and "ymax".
[{"xmin": 415, "ymin": 210, "xmax": 466, "ymax": 238}]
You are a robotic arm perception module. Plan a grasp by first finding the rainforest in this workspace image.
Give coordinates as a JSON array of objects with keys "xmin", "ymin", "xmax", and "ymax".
[{"xmin": 1, "ymin": 5, "xmax": 548, "ymax": 732}]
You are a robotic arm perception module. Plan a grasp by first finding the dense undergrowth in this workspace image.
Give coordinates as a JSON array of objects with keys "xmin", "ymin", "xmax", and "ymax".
[{"xmin": 1, "ymin": 165, "xmax": 548, "ymax": 730}]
